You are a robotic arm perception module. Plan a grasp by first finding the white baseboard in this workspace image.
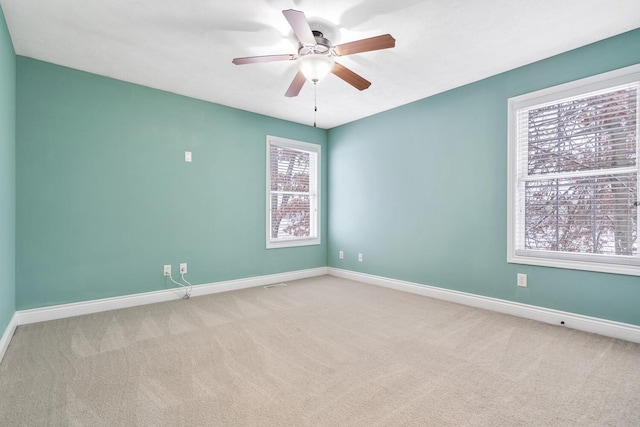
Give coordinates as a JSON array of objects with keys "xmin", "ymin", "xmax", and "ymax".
[
  {"xmin": 328, "ymin": 268, "xmax": 640, "ymax": 344},
  {"xmin": 4, "ymin": 265, "xmax": 637, "ymax": 364},
  {"xmin": 14, "ymin": 267, "xmax": 328, "ymax": 327},
  {"xmin": 0, "ymin": 313, "xmax": 17, "ymax": 365},
  {"xmin": 0, "ymin": 268, "xmax": 321, "ymax": 363}
]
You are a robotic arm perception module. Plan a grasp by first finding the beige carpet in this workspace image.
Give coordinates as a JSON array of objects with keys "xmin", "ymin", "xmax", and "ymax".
[{"xmin": 1, "ymin": 275, "xmax": 639, "ymax": 426}]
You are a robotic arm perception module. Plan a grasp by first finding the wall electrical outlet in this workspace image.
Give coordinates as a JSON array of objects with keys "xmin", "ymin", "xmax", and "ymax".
[
  {"xmin": 185, "ymin": 151, "xmax": 192, "ymax": 162},
  {"xmin": 163, "ymin": 264, "xmax": 171, "ymax": 276},
  {"xmin": 339, "ymin": 250, "xmax": 344, "ymax": 259},
  {"xmin": 517, "ymin": 273, "xmax": 527, "ymax": 287},
  {"xmin": 358, "ymin": 253, "xmax": 363, "ymax": 262},
  {"xmin": 180, "ymin": 263, "xmax": 187, "ymax": 274}
]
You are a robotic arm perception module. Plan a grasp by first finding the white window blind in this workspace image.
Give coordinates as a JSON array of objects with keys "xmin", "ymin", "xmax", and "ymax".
[
  {"xmin": 508, "ymin": 65, "xmax": 640, "ymax": 275},
  {"xmin": 266, "ymin": 136, "xmax": 320, "ymax": 248}
]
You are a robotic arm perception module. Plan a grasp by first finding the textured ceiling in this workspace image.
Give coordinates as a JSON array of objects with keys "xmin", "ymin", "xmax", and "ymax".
[{"xmin": 1, "ymin": 0, "xmax": 639, "ymax": 129}]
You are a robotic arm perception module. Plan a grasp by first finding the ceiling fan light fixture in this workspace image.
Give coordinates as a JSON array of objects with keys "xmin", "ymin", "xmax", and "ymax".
[{"xmin": 298, "ymin": 54, "xmax": 335, "ymax": 83}]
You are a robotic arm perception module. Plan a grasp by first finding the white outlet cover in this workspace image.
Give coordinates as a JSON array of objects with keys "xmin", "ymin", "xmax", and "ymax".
[
  {"xmin": 185, "ymin": 151, "xmax": 192, "ymax": 162},
  {"xmin": 180, "ymin": 263, "xmax": 187, "ymax": 274},
  {"xmin": 517, "ymin": 273, "xmax": 527, "ymax": 287}
]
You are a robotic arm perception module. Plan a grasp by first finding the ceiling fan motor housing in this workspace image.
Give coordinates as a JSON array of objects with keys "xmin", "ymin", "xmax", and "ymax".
[{"xmin": 298, "ymin": 31, "xmax": 332, "ymax": 56}]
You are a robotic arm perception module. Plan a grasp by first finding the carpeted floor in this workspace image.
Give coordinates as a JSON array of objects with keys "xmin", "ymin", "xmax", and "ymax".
[{"xmin": 1, "ymin": 275, "xmax": 639, "ymax": 426}]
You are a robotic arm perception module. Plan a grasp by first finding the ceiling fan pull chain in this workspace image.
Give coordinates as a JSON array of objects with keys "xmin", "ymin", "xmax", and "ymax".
[{"xmin": 314, "ymin": 82, "xmax": 318, "ymax": 128}]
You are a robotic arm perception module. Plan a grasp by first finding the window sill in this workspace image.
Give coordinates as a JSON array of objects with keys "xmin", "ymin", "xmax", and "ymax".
[
  {"xmin": 508, "ymin": 251, "xmax": 640, "ymax": 276},
  {"xmin": 267, "ymin": 237, "xmax": 321, "ymax": 249}
]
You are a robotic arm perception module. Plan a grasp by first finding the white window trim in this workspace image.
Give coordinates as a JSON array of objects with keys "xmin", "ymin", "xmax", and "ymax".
[
  {"xmin": 507, "ymin": 63, "xmax": 640, "ymax": 276},
  {"xmin": 266, "ymin": 135, "xmax": 321, "ymax": 249}
]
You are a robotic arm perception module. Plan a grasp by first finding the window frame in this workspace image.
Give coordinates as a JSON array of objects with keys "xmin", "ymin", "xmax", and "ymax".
[
  {"xmin": 266, "ymin": 135, "xmax": 321, "ymax": 249},
  {"xmin": 507, "ymin": 64, "xmax": 640, "ymax": 276}
]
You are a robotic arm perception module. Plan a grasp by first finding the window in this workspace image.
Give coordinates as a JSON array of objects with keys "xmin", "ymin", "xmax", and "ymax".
[
  {"xmin": 508, "ymin": 64, "xmax": 640, "ymax": 275},
  {"xmin": 266, "ymin": 136, "xmax": 320, "ymax": 248}
]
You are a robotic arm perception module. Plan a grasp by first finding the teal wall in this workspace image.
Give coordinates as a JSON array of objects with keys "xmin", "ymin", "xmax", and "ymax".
[
  {"xmin": 0, "ymin": 6, "xmax": 16, "ymax": 332},
  {"xmin": 16, "ymin": 58, "xmax": 327, "ymax": 309},
  {"xmin": 328, "ymin": 29, "xmax": 640, "ymax": 326}
]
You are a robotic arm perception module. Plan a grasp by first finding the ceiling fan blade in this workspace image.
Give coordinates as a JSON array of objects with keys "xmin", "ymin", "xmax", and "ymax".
[
  {"xmin": 333, "ymin": 34, "xmax": 396, "ymax": 56},
  {"xmin": 232, "ymin": 54, "xmax": 296, "ymax": 65},
  {"xmin": 282, "ymin": 9, "xmax": 316, "ymax": 46},
  {"xmin": 285, "ymin": 72, "xmax": 307, "ymax": 97},
  {"xmin": 332, "ymin": 63, "xmax": 371, "ymax": 91}
]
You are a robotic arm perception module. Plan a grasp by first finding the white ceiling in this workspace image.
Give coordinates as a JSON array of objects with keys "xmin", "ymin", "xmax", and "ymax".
[{"xmin": 1, "ymin": 0, "xmax": 639, "ymax": 129}]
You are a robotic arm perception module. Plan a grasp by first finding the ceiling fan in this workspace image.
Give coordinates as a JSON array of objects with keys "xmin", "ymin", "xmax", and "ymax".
[{"xmin": 232, "ymin": 9, "xmax": 396, "ymax": 97}]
